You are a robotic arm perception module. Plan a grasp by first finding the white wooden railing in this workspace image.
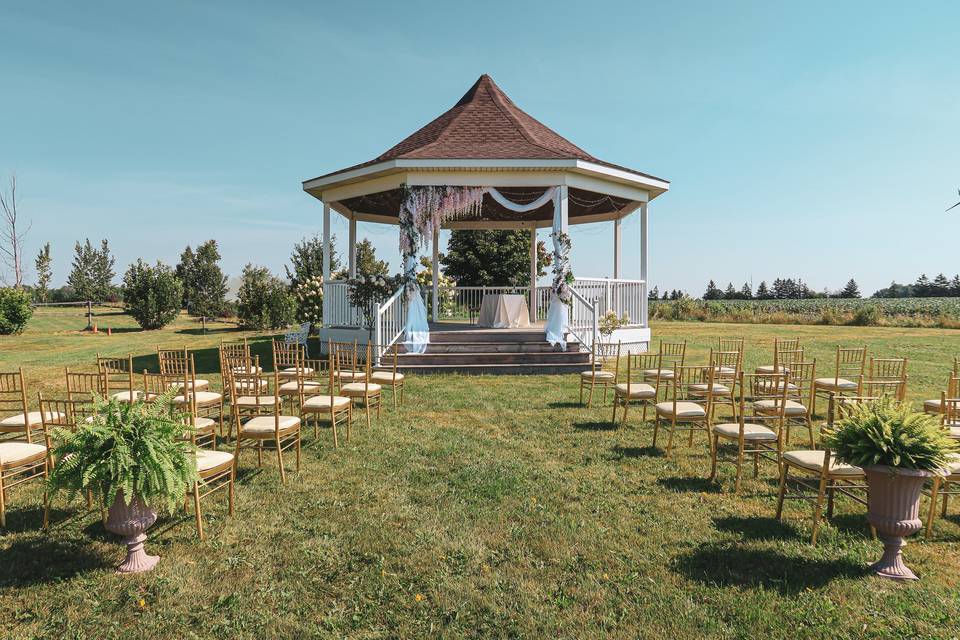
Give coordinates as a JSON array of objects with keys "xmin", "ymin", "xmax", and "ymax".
[
  {"xmin": 374, "ymin": 286, "xmax": 407, "ymax": 362},
  {"xmin": 323, "ymin": 281, "xmax": 364, "ymax": 327},
  {"xmin": 568, "ymin": 288, "xmax": 598, "ymax": 348},
  {"xmin": 571, "ymin": 278, "xmax": 647, "ymax": 328}
]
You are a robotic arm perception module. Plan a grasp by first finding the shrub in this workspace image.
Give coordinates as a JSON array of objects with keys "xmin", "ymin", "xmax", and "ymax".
[
  {"xmin": 0, "ymin": 287, "xmax": 33, "ymax": 335},
  {"xmin": 823, "ymin": 399, "xmax": 957, "ymax": 471},
  {"xmin": 347, "ymin": 274, "xmax": 402, "ymax": 331},
  {"xmin": 849, "ymin": 304, "xmax": 881, "ymax": 326},
  {"xmin": 293, "ymin": 275, "xmax": 324, "ymax": 328},
  {"xmin": 122, "ymin": 260, "xmax": 183, "ymax": 330},
  {"xmin": 237, "ymin": 264, "xmax": 296, "ymax": 330}
]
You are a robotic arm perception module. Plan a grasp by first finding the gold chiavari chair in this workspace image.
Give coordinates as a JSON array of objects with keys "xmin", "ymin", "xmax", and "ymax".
[
  {"xmin": 834, "ymin": 378, "xmax": 906, "ymax": 421},
  {"xmin": 694, "ymin": 349, "xmax": 739, "ymax": 421},
  {"xmin": 188, "ymin": 446, "xmax": 235, "ymax": 541},
  {"xmin": 38, "ymin": 395, "xmax": 100, "ymax": 521},
  {"xmin": 0, "ymin": 369, "xmax": 43, "ymax": 444},
  {"xmin": 924, "ymin": 395, "xmax": 960, "ymax": 538},
  {"xmin": 655, "ymin": 364, "xmax": 714, "ymax": 458},
  {"xmin": 273, "ymin": 339, "xmax": 310, "ymax": 381},
  {"xmin": 232, "ymin": 371, "xmax": 301, "ymax": 484},
  {"xmin": 866, "ymin": 357, "xmax": 908, "ymax": 401},
  {"xmin": 0, "ymin": 391, "xmax": 55, "ymax": 529},
  {"xmin": 96, "ymin": 353, "xmax": 140, "ymax": 402},
  {"xmin": 171, "ymin": 355, "xmax": 223, "ymax": 446},
  {"xmin": 278, "ymin": 349, "xmax": 324, "ymax": 412},
  {"xmin": 579, "ymin": 340, "xmax": 621, "ymax": 407},
  {"xmin": 338, "ymin": 343, "xmax": 382, "ymax": 429},
  {"xmin": 65, "ymin": 368, "xmax": 107, "ymax": 403},
  {"xmin": 158, "ymin": 347, "xmax": 210, "ymax": 392},
  {"xmin": 223, "ymin": 355, "xmax": 276, "ymax": 440},
  {"xmin": 718, "ymin": 336, "xmax": 745, "ymax": 357},
  {"xmin": 775, "ymin": 440, "xmax": 870, "ymax": 546},
  {"xmin": 644, "ymin": 340, "xmax": 686, "ymax": 400},
  {"xmin": 140, "ymin": 370, "xmax": 170, "ymax": 404},
  {"xmin": 371, "ymin": 346, "xmax": 406, "ymax": 409},
  {"xmin": 756, "ymin": 337, "xmax": 800, "ymax": 374},
  {"xmin": 924, "ymin": 375, "xmax": 958, "ymax": 417},
  {"xmin": 710, "ymin": 372, "xmax": 789, "ymax": 493},
  {"xmin": 611, "ymin": 352, "xmax": 659, "ymax": 427},
  {"xmin": 814, "ymin": 345, "xmax": 867, "ymax": 423},
  {"xmin": 300, "ymin": 353, "xmax": 352, "ymax": 447},
  {"xmin": 330, "ymin": 340, "xmax": 365, "ymax": 386},
  {"xmin": 762, "ymin": 359, "xmax": 817, "ymax": 448}
]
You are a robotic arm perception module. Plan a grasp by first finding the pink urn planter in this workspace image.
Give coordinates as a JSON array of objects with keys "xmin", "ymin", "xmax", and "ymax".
[
  {"xmin": 864, "ymin": 465, "xmax": 934, "ymax": 581},
  {"xmin": 105, "ymin": 492, "xmax": 160, "ymax": 574}
]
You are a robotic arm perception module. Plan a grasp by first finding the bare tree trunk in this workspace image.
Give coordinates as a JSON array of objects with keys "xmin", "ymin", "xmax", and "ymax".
[{"xmin": 0, "ymin": 174, "xmax": 30, "ymax": 288}]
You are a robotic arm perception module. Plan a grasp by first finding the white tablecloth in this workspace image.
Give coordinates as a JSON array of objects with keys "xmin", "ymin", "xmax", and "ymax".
[{"xmin": 477, "ymin": 294, "xmax": 531, "ymax": 328}]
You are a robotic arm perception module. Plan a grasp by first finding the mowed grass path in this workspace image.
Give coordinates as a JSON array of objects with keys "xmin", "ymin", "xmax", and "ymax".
[{"xmin": 1, "ymin": 314, "xmax": 959, "ymax": 639}]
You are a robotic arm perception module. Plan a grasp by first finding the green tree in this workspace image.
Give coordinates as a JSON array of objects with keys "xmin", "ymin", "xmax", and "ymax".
[
  {"xmin": 755, "ymin": 281, "xmax": 770, "ymax": 299},
  {"xmin": 739, "ymin": 282, "xmax": 752, "ymax": 299},
  {"xmin": 703, "ymin": 279, "xmax": 723, "ymax": 300},
  {"xmin": 67, "ymin": 239, "xmax": 98, "ymax": 301},
  {"xmin": 174, "ymin": 245, "xmax": 196, "ymax": 308},
  {"xmin": 92, "ymin": 239, "xmax": 116, "ymax": 300},
  {"xmin": 648, "ymin": 285, "xmax": 659, "ymax": 300},
  {"xmin": 186, "ymin": 240, "xmax": 228, "ymax": 331},
  {"xmin": 122, "ymin": 260, "xmax": 183, "ymax": 330},
  {"xmin": 34, "ymin": 242, "xmax": 52, "ymax": 303},
  {"xmin": 238, "ymin": 264, "xmax": 296, "ymax": 330},
  {"xmin": 285, "ymin": 234, "xmax": 341, "ymax": 288},
  {"xmin": 723, "ymin": 282, "xmax": 737, "ymax": 300},
  {"xmin": 355, "ymin": 239, "xmax": 389, "ymax": 276},
  {"xmin": 440, "ymin": 230, "xmax": 548, "ymax": 286},
  {"xmin": 839, "ymin": 278, "xmax": 861, "ymax": 299},
  {"xmin": 0, "ymin": 287, "xmax": 33, "ymax": 334}
]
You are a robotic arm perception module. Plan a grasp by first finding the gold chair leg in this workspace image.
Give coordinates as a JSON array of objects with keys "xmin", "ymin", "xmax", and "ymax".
[
  {"xmin": 193, "ymin": 483, "xmax": 204, "ymax": 541},
  {"xmin": 775, "ymin": 465, "xmax": 788, "ymax": 520},
  {"xmin": 811, "ymin": 476, "xmax": 829, "ymax": 545},
  {"xmin": 228, "ymin": 468, "xmax": 235, "ymax": 516},
  {"xmin": 276, "ymin": 437, "xmax": 286, "ymax": 484}
]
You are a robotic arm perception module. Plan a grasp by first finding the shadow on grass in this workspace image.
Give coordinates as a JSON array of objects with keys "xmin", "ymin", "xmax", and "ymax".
[
  {"xmin": 0, "ymin": 537, "xmax": 107, "ymax": 587},
  {"xmin": 673, "ymin": 543, "xmax": 868, "ymax": 593},
  {"xmin": 610, "ymin": 445, "xmax": 664, "ymax": 459},
  {"xmin": 548, "ymin": 401, "xmax": 586, "ymax": 409},
  {"xmin": 572, "ymin": 421, "xmax": 618, "ymax": 432},
  {"xmin": 713, "ymin": 516, "xmax": 798, "ymax": 541},
  {"xmin": 657, "ymin": 476, "xmax": 721, "ymax": 493},
  {"xmin": 127, "ymin": 336, "xmax": 278, "ymax": 376}
]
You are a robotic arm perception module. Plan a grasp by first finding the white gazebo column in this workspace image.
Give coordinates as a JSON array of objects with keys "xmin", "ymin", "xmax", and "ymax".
[
  {"xmin": 640, "ymin": 201, "xmax": 648, "ymax": 327},
  {"xmin": 348, "ymin": 217, "xmax": 357, "ymax": 277},
  {"xmin": 529, "ymin": 227, "xmax": 537, "ymax": 323},
  {"xmin": 613, "ymin": 217, "xmax": 621, "ymax": 279},
  {"xmin": 322, "ymin": 202, "xmax": 331, "ymax": 323},
  {"xmin": 431, "ymin": 226, "xmax": 440, "ymax": 323}
]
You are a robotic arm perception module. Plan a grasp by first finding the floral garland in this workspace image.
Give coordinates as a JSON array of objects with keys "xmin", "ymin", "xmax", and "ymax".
[
  {"xmin": 399, "ymin": 185, "xmax": 486, "ymax": 290},
  {"xmin": 551, "ymin": 230, "xmax": 574, "ymax": 304}
]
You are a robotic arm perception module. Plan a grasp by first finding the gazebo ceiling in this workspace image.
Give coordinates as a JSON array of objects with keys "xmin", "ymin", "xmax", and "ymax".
[{"xmin": 303, "ymin": 74, "xmax": 669, "ymax": 225}]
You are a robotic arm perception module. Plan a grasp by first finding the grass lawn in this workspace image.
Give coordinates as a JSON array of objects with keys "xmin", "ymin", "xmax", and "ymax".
[{"xmin": 2, "ymin": 314, "xmax": 960, "ymax": 639}]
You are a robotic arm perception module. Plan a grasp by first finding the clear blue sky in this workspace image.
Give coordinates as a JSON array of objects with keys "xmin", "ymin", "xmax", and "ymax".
[{"xmin": 2, "ymin": 1, "xmax": 958, "ymax": 296}]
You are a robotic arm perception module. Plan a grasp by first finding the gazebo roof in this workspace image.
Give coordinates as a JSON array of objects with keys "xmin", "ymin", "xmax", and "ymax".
[{"xmin": 303, "ymin": 75, "xmax": 669, "ymax": 229}]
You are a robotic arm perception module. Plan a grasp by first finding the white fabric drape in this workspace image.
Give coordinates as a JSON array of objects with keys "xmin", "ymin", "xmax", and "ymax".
[
  {"xmin": 486, "ymin": 186, "xmax": 556, "ymax": 212},
  {"xmin": 544, "ymin": 190, "xmax": 568, "ymax": 348},
  {"xmin": 402, "ymin": 254, "xmax": 429, "ymax": 354}
]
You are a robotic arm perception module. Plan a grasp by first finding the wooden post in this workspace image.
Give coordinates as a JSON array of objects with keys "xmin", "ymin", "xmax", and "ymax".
[
  {"xmin": 322, "ymin": 203, "xmax": 331, "ymax": 324},
  {"xmin": 86, "ymin": 300, "xmax": 93, "ymax": 330},
  {"xmin": 613, "ymin": 217, "xmax": 621, "ymax": 279},
  {"xmin": 431, "ymin": 226, "xmax": 440, "ymax": 323},
  {"xmin": 640, "ymin": 202, "xmax": 648, "ymax": 328},
  {"xmin": 348, "ymin": 217, "xmax": 357, "ymax": 278},
  {"xmin": 529, "ymin": 227, "xmax": 537, "ymax": 323}
]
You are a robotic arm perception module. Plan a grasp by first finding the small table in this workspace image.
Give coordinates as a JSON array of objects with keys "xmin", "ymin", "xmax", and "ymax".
[{"xmin": 477, "ymin": 294, "xmax": 531, "ymax": 329}]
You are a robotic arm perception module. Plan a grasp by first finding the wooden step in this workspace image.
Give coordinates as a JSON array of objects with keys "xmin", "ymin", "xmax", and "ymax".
[
  {"xmin": 396, "ymin": 362, "xmax": 590, "ymax": 375},
  {"xmin": 395, "ymin": 341, "xmax": 580, "ymax": 354},
  {"xmin": 426, "ymin": 329, "xmax": 561, "ymax": 344},
  {"xmin": 396, "ymin": 351, "xmax": 589, "ymax": 366}
]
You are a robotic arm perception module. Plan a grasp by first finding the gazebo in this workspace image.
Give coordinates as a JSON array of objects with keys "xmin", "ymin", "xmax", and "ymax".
[{"xmin": 302, "ymin": 75, "xmax": 669, "ymax": 370}]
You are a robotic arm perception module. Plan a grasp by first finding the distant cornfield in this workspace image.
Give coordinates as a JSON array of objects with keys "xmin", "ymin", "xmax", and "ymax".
[{"xmin": 650, "ymin": 297, "xmax": 960, "ymax": 328}]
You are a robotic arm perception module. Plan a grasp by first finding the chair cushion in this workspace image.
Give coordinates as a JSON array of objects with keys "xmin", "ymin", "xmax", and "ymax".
[
  {"xmin": 341, "ymin": 382, "xmax": 382, "ymax": 396},
  {"xmin": 232, "ymin": 379, "xmax": 268, "ymax": 393},
  {"xmin": 110, "ymin": 390, "xmax": 143, "ymax": 402},
  {"xmin": 278, "ymin": 367, "xmax": 315, "ymax": 379},
  {"xmin": 754, "ymin": 399, "xmax": 808, "ymax": 416},
  {"xmin": 580, "ymin": 370, "xmax": 615, "ymax": 380},
  {"xmin": 240, "ymin": 415, "xmax": 301, "ymax": 434},
  {"xmin": 924, "ymin": 399, "xmax": 941, "ymax": 413},
  {"xmin": 755, "ymin": 365, "xmax": 790, "ymax": 374},
  {"xmin": 302, "ymin": 395, "xmax": 351, "ymax": 410},
  {"xmin": 168, "ymin": 379, "xmax": 210, "ymax": 391},
  {"xmin": 713, "ymin": 366, "xmax": 737, "ymax": 375},
  {"xmin": 782, "ymin": 450, "xmax": 863, "ymax": 476},
  {"xmin": 643, "ymin": 368, "xmax": 675, "ymax": 379},
  {"xmin": 814, "ymin": 377, "xmax": 859, "ymax": 391},
  {"xmin": 192, "ymin": 416, "xmax": 216, "ymax": 430},
  {"xmin": 334, "ymin": 370, "xmax": 366, "ymax": 381},
  {"xmin": 279, "ymin": 380, "xmax": 323, "ymax": 394},
  {"xmin": 713, "ymin": 422, "xmax": 777, "ymax": 441},
  {"xmin": 2, "ymin": 410, "xmax": 66, "ymax": 429},
  {"xmin": 173, "ymin": 391, "xmax": 222, "ymax": 406},
  {"xmin": 371, "ymin": 371, "xmax": 404, "ymax": 384},
  {"xmin": 195, "ymin": 449, "xmax": 234, "ymax": 473},
  {"xmin": 689, "ymin": 383, "xmax": 731, "ymax": 395},
  {"xmin": 234, "ymin": 395, "xmax": 278, "ymax": 406},
  {"xmin": 614, "ymin": 382, "xmax": 656, "ymax": 398},
  {"xmin": 0, "ymin": 441, "xmax": 47, "ymax": 466},
  {"xmin": 943, "ymin": 453, "xmax": 960, "ymax": 476},
  {"xmin": 0, "ymin": 411, "xmax": 65, "ymax": 428},
  {"xmin": 655, "ymin": 401, "xmax": 706, "ymax": 418},
  {"xmin": 231, "ymin": 365, "xmax": 262, "ymax": 374}
]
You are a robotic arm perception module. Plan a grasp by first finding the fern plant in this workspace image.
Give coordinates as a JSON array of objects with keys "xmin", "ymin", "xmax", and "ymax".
[
  {"xmin": 822, "ymin": 399, "xmax": 957, "ymax": 471},
  {"xmin": 48, "ymin": 391, "xmax": 197, "ymax": 513}
]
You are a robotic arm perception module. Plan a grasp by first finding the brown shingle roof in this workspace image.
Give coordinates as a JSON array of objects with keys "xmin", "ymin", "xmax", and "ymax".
[{"xmin": 312, "ymin": 75, "xmax": 667, "ymax": 183}]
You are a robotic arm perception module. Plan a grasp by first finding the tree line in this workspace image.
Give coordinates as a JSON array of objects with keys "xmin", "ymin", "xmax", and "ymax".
[
  {"xmin": 872, "ymin": 273, "xmax": 960, "ymax": 298},
  {"xmin": 648, "ymin": 277, "xmax": 861, "ymax": 301}
]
